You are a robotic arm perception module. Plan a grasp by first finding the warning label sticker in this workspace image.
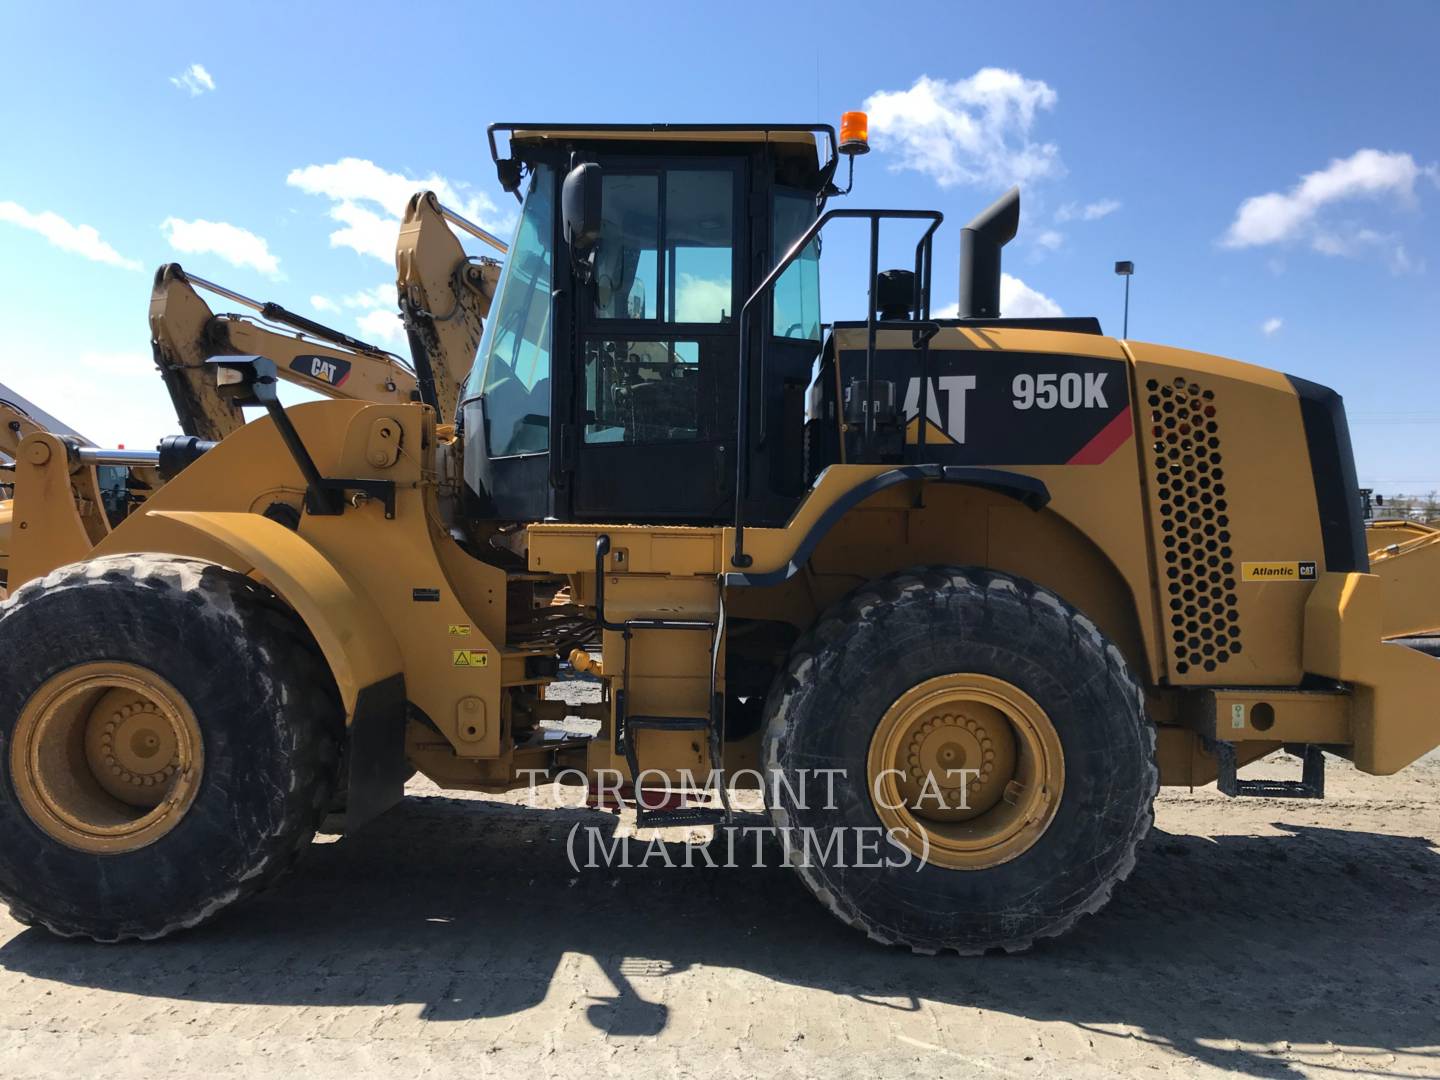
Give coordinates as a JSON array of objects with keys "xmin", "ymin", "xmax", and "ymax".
[
  {"xmin": 1241, "ymin": 561, "xmax": 1318, "ymax": 582},
  {"xmin": 448, "ymin": 624, "xmax": 472, "ymax": 636},
  {"xmin": 452, "ymin": 650, "xmax": 489, "ymax": 668}
]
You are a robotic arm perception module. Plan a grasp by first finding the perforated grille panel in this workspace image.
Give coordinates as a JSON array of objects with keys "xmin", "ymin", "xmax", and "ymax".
[{"xmin": 1147, "ymin": 376, "xmax": 1241, "ymax": 676}]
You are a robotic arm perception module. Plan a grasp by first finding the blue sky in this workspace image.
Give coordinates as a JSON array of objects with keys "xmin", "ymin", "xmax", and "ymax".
[{"xmin": 1, "ymin": 1, "xmax": 1437, "ymax": 492}]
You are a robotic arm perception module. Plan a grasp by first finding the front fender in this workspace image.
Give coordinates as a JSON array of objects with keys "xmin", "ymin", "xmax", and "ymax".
[{"xmin": 148, "ymin": 509, "xmax": 403, "ymax": 718}]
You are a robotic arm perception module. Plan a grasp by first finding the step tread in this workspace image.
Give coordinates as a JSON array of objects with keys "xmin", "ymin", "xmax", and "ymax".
[
  {"xmin": 635, "ymin": 806, "xmax": 729, "ymax": 828},
  {"xmin": 627, "ymin": 715, "xmax": 712, "ymax": 732}
]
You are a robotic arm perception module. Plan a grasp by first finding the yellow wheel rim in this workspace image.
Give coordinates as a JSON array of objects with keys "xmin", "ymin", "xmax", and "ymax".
[
  {"xmin": 867, "ymin": 673, "xmax": 1064, "ymax": 870},
  {"xmin": 10, "ymin": 662, "xmax": 204, "ymax": 854}
]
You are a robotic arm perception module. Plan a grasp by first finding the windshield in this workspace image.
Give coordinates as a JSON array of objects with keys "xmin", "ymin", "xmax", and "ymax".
[{"xmin": 470, "ymin": 164, "xmax": 555, "ymax": 457}]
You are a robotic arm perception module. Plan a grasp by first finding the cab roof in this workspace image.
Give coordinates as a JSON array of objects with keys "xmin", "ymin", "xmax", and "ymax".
[
  {"xmin": 494, "ymin": 122, "xmax": 829, "ymax": 149},
  {"xmin": 487, "ymin": 122, "xmax": 836, "ymax": 198}
]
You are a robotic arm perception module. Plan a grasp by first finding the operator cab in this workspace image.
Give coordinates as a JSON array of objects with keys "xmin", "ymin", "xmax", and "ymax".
[{"xmin": 462, "ymin": 124, "xmax": 830, "ymax": 527}]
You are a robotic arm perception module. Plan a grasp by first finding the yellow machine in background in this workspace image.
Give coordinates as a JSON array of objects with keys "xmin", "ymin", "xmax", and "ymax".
[
  {"xmin": 1368, "ymin": 518, "xmax": 1440, "ymax": 642},
  {"xmin": 151, "ymin": 192, "xmax": 503, "ymax": 441},
  {"xmin": 0, "ymin": 388, "xmax": 115, "ymax": 600},
  {"xmin": 0, "ymin": 192, "xmax": 504, "ymax": 594},
  {"xmin": 2, "ymin": 118, "xmax": 1438, "ymax": 955}
]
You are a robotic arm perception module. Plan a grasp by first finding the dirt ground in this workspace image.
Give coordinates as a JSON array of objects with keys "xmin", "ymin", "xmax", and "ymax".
[{"xmin": 0, "ymin": 749, "xmax": 1436, "ymax": 1080}]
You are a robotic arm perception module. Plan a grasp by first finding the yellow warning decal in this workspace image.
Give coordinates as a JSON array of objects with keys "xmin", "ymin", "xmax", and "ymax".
[
  {"xmin": 452, "ymin": 649, "xmax": 489, "ymax": 667},
  {"xmin": 448, "ymin": 624, "xmax": 472, "ymax": 636},
  {"xmin": 1241, "ymin": 561, "xmax": 1317, "ymax": 582}
]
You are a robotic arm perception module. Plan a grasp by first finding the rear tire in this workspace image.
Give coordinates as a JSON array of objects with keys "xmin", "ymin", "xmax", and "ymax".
[
  {"xmin": 763, "ymin": 566, "xmax": 1157, "ymax": 954},
  {"xmin": 0, "ymin": 554, "xmax": 341, "ymax": 940}
]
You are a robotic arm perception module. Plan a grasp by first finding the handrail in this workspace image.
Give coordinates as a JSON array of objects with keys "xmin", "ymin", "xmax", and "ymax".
[{"xmin": 731, "ymin": 208, "xmax": 943, "ymax": 567}]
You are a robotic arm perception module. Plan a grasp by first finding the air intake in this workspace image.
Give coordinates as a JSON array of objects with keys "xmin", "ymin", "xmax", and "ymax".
[{"xmin": 957, "ymin": 187, "xmax": 1020, "ymax": 318}]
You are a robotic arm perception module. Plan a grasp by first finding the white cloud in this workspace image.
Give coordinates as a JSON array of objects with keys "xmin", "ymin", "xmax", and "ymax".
[
  {"xmin": 1000, "ymin": 272, "xmax": 1063, "ymax": 317},
  {"xmin": 1222, "ymin": 149, "xmax": 1434, "ymax": 256},
  {"xmin": 161, "ymin": 217, "xmax": 280, "ymax": 276},
  {"xmin": 1261, "ymin": 317, "xmax": 1284, "ymax": 336},
  {"xmin": 0, "ymin": 201, "xmax": 140, "ymax": 269},
  {"xmin": 77, "ymin": 350, "xmax": 155, "ymax": 377},
  {"xmin": 1056, "ymin": 198, "xmax": 1121, "ymax": 222},
  {"xmin": 286, "ymin": 157, "xmax": 508, "ymax": 262},
  {"xmin": 339, "ymin": 284, "xmax": 394, "ymax": 310},
  {"xmin": 0, "ymin": 345, "xmax": 178, "ymax": 449},
  {"xmin": 863, "ymin": 70, "xmax": 1061, "ymax": 188},
  {"xmin": 933, "ymin": 273, "xmax": 1063, "ymax": 320},
  {"xmin": 674, "ymin": 274, "xmax": 732, "ymax": 323},
  {"xmin": 326, "ymin": 200, "xmax": 399, "ymax": 262},
  {"xmin": 170, "ymin": 63, "xmax": 215, "ymax": 97},
  {"xmin": 1389, "ymin": 244, "xmax": 1421, "ymax": 275},
  {"xmin": 356, "ymin": 309, "xmax": 402, "ymax": 344},
  {"xmin": 1035, "ymin": 229, "xmax": 1064, "ymax": 251},
  {"xmin": 1310, "ymin": 227, "xmax": 1425, "ymax": 274},
  {"xmin": 324, "ymin": 283, "xmax": 401, "ymax": 343}
]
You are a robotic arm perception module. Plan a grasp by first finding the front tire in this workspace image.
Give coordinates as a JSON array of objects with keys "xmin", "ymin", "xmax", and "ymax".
[
  {"xmin": 0, "ymin": 554, "xmax": 341, "ymax": 940},
  {"xmin": 763, "ymin": 566, "xmax": 1157, "ymax": 954}
]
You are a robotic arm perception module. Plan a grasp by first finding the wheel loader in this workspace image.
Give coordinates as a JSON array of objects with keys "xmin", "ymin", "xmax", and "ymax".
[
  {"xmin": 2, "ymin": 116, "xmax": 1439, "ymax": 954},
  {"xmin": 0, "ymin": 387, "xmax": 129, "ymax": 600}
]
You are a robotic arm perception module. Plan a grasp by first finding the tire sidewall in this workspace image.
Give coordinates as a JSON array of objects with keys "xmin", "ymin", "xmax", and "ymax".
[
  {"xmin": 0, "ymin": 562, "xmax": 309, "ymax": 936},
  {"xmin": 767, "ymin": 568, "xmax": 1153, "ymax": 951}
]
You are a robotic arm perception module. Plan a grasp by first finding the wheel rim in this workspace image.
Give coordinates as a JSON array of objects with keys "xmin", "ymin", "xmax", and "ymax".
[
  {"xmin": 11, "ymin": 662, "xmax": 204, "ymax": 854},
  {"xmin": 867, "ymin": 673, "xmax": 1064, "ymax": 870}
]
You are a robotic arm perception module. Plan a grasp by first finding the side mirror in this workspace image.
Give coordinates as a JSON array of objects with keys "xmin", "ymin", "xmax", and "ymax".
[{"xmin": 562, "ymin": 162, "xmax": 603, "ymax": 255}]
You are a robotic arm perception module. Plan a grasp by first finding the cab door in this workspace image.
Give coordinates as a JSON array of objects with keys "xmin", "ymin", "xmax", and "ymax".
[{"xmin": 569, "ymin": 159, "xmax": 744, "ymax": 523}]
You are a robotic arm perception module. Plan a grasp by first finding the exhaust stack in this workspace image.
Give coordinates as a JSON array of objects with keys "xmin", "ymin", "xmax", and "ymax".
[{"xmin": 957, "ymin": 187, "xmax": 1020, "ymax": 318}]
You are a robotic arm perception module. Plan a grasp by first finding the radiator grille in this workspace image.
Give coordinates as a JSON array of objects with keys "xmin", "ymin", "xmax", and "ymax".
[{"xmin": 1147, "ymin": 376, "xmax": 1241, "ymax": 675}]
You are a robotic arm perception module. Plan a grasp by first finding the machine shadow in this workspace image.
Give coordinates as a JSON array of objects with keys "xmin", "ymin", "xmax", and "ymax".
[{"xmin": 3, "ymin": 793, "xmax": 1437, "ymax": 1078}]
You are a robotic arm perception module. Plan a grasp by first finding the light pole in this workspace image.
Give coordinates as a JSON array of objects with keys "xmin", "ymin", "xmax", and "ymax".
[{"xmin": 1114, "ymin": 260, "xmax": 1134, "ymax": 339}]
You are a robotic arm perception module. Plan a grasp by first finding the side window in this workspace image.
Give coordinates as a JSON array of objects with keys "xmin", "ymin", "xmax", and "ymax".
[
  {"xmin": 772, "ymin": 190, "xmax": 821, "ymax": 340},
  {"xmin": 477, "ymin": 165, "xmax": 555, "ymax": 456}
]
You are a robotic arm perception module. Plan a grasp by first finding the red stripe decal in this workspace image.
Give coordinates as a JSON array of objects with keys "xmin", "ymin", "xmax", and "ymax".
[{"xmin": 1067, "ymin": 405, "xmax": 1134, "ymax": 465}]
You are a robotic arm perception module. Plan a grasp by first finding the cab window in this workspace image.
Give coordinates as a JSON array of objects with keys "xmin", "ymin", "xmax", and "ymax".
[
  {"xmin": 592, "ymin": 168, "xmax": 734, "ymax": 324},
  {"xmin": 475, "ymin": 165, "xmax": 555, "ymax": 457}
]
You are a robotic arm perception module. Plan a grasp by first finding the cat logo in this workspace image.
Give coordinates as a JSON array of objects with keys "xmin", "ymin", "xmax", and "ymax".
[{"xmin": 289, "ymin": 354, "xmax": 352, "ymax": 388}]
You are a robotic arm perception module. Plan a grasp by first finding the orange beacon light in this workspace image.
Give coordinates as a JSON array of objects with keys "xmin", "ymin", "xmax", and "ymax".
[{"xmin": 839, "ymin": 111, "xmax": 870, "ymax": 155}]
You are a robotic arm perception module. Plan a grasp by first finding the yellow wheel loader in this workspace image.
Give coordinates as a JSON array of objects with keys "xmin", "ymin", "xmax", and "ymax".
[
  {"xmin": 150, "ymin": 191, "xmax": 504, "ymax": 442},
  {"xmin": 2, "ymin": 119, "xmax": 1439, "ymax": 953},
  {"xmin": 0, "ymin": 387, "xmax": 133, "ymax": 600}
]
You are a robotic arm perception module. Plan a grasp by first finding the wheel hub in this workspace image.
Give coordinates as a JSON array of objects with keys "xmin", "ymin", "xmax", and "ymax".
[
  {"xmin": 868, "ymin": 674, "xmax": 1064, "ymax": 870},
  {"xmin": 11, "ymin": 662, "xmax": 204, "ymax": 853},
  {"xmin": 85, "ymin": 692, "xmax": 183, "ymax": 808},
  {"xmin": 899, "ymin": 707, "xmax": 1018, "ymax": 822}
]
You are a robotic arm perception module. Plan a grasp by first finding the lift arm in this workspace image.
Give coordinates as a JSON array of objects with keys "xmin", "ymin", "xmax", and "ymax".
[
  {"xmin": 151, "ymin": 194, "xmax": 505, "ymax": 441},
  {"xmin": 396, "ymin": 192, "xmax": 503, "ymax": 424},
  {"xmin": 149, "ymin": 263, "xmax": 422, "ymax": 442}
]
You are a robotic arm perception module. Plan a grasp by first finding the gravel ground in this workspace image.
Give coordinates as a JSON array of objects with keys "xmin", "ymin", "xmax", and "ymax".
[{"xmin": 0, "ymin": 749, "xmax": 1436, "ymax": 1079}]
